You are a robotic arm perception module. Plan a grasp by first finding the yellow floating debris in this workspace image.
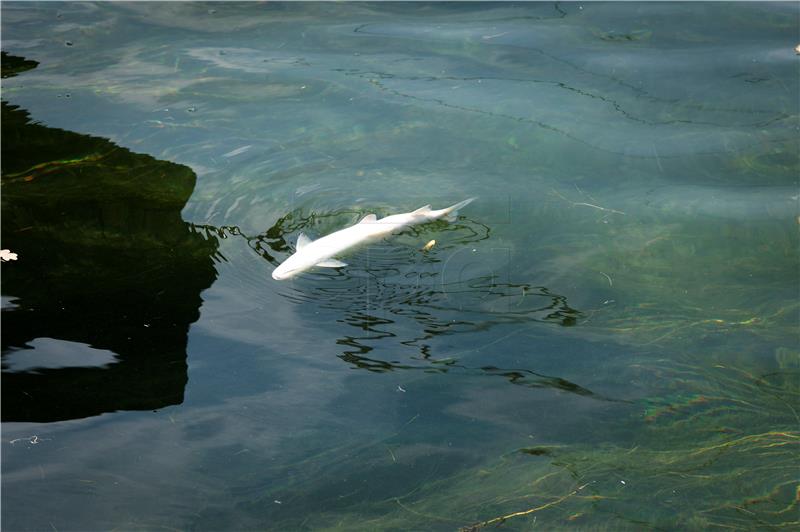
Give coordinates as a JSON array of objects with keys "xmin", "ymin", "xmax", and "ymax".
[{"xmin": 422, "ymin": 239, "xmax": 436, "ymax": 251}]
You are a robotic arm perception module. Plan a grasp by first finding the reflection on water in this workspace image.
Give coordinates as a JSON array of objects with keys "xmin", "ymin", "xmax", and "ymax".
[
  {"xmin": 1, "ymin": 2, "xmax": 798, "ymax": 531},
  {"xmin": 2, "ymin": 338, "xmax": 118, "ymax": 373},
  {"xmin": 1, "ymin": 58, "xmax": 218, "ymax": 421}
]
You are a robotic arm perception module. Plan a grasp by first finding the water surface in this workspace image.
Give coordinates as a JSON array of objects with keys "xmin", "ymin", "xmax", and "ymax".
[{"xmin": 2, "ymin": 2, "xmax": 798, "ymax": 530}]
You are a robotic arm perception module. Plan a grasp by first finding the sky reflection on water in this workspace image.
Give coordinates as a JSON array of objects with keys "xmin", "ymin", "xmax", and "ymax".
[{"xmin": 2, "ymin": 2, "xmax": 798, "ymax": 530}]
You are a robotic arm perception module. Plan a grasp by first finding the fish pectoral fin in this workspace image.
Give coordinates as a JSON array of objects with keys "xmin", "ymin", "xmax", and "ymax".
[
  {"xmin": 316, "ymin": 258, "xmax": 348, "ymax": 268},
  {"xmin": 296, "ymin": 232, "xmax": 313, "ymax": 251},
  {"xmin": 358, "ymin": 214, "xmax": 377, "ymax": 224}
]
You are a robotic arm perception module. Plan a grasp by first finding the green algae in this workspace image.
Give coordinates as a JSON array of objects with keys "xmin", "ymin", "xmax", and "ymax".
[{"xmin": 244, "ymin": 354, "xmax": 798, "ymax": 531}]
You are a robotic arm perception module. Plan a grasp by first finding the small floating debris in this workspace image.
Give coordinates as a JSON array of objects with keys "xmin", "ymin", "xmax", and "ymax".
[
  {"xmin": 422, "ymin": 239, "xmax": 436, "ymax": 252},
  {"xmin": 519, "ymin": 446, "xmax": 554, "ymax": 456},
  {"xmin": 0, "ymin": 249, "xmax": 18, "ymax": 262},
  {"xmin": 595, "ymin": 29, "xmax": 652, "ymax": 42},
  {"xmin": 64, "ymin": 40, "xmax": 73, "ymax": 47},
  {"xmin": 186, "ymin": 106, "xmax": 197, "ymax": 113},
  {"xmin": 795, "ymin": 44, "xmax": 800, "ymax": 55},
  {"xmin": 10, "ymin": 435, "xmax": 45, "ymax": 445}
]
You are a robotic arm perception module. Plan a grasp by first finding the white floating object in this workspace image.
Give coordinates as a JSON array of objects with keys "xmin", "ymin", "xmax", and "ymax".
[
  {"xmin": 272, "ymin": 198, "xmax": 476, "ymax": 280},
  {"xmin": 0, "ymin": 249, "xmax": 18, "ymax": 262}
]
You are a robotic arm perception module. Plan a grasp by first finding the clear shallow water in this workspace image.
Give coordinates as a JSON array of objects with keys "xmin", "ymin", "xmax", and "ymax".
[{"xmin": 1, "ymin": 2, "xmax": 798, "ymax": 530}]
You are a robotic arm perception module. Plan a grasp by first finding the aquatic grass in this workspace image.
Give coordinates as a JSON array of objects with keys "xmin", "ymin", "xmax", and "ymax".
[
  {"xmin": 534, "ymin": 210, "xmax": 800, "ymax": 351},
  {"xmin": 728, "ymin": 140, "xmax": 800, "ymax": 184},
  {"xmin": 240, "ymin": 350, "xmax": 799, "ymax": 531}
]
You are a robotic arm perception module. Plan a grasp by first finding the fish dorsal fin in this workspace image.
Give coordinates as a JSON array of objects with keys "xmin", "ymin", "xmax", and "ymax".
[
  {"xmin": 412, "ymin": 204, "xmax": 431, "ymax": 214},
  {"xmin": 358, "ymin": 214, "xmax": 377, "ymax": 224},
  {"xmin": 296, "ymin": 232, "xmax": 313, "ymax": 251}
]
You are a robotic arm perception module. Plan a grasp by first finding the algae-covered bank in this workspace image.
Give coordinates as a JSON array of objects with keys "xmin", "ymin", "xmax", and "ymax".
[{"xmin": 2, "ymin": 3, "xmax": 798, "ymax": 530}]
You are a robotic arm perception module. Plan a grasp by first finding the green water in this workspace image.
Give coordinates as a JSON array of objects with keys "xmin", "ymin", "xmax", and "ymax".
[{"xmin": 1, "ymin": 2, "xmax": 798, "ymax": 530}]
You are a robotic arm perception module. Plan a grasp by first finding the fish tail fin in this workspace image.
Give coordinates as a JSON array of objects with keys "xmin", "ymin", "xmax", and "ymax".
[{"xmin": 440, "ymin": 197, "xmax": 476, "ymax": 222}]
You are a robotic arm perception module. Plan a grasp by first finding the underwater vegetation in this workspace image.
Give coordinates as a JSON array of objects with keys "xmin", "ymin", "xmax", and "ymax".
[{"xmin": 222, "ymin": 351, "xmax": 796, "ymax": 531}]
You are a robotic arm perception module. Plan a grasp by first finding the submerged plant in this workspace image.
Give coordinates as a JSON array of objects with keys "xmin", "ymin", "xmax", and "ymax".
[{"xmin": 238, "ymin": 348, "xmax": 798, "ymax": 531}]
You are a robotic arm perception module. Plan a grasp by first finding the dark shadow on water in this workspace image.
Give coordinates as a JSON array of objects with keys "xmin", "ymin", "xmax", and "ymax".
[
  {"xmin": 1, "ymin": 53, "xmax": 219, "ymax": 422},
  {"xmin": 1, "ymin": 52, "xmax": 38, "ymax": 79}
]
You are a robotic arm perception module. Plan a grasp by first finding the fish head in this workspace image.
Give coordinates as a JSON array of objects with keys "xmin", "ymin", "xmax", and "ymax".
[
  {"xmin": 272, "ymin": 253, "xmax": 305, "ymax": 280},
  {"xmin": 272, "ymin": 245, "xmax": 330, "ymax": 280}
]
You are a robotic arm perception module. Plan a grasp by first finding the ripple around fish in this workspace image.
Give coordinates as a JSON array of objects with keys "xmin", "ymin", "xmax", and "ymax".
[
  {"xmin": 194, "ymin": 207, "xmax": 581, "ymax": 324},
  {"xmin": 190, "ymin": 207, "xmax": 598, "ymax": 399}
]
